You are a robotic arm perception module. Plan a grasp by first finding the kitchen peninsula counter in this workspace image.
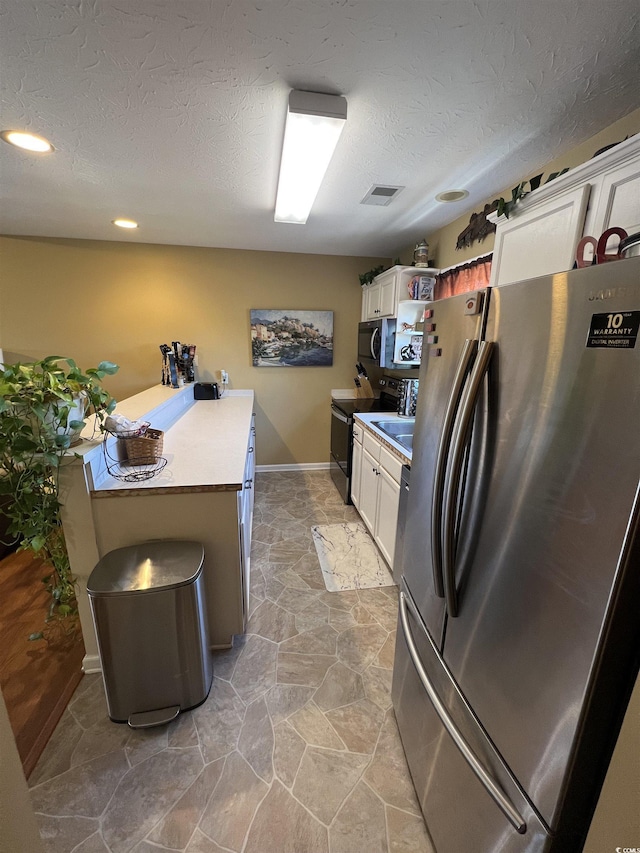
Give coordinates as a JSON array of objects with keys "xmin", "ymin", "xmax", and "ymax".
[
  {"xmin": 91, "ymin": 389, "xmax": 255, "ymax": 495},
  {"xmin": 60, "ymin": 384, "xmax": 256, "ymax": 668}
]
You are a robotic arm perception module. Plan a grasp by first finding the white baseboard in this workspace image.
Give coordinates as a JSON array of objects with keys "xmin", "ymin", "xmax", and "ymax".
[
  {"xmin": 83, "ymin": 654, "xmax": 102, "ymax": 674},
  {"xmin": 256, "ymin": 462, "xmax": 331, "ymax": 472}
]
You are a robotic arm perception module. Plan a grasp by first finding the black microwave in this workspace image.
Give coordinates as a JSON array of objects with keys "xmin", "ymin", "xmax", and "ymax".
[{"xmin": 357, "ymin": 318, "xmax": 395, "ymax": 368}]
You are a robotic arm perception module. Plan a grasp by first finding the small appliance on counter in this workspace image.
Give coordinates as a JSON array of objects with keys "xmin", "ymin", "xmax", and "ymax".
[
  {"xmin": 397, "ymin": 378, "xmax": 419, "ymax": 417},
  {"xmin": 194, "ymin": 382, "xmax": 219, "ymax": 400}
]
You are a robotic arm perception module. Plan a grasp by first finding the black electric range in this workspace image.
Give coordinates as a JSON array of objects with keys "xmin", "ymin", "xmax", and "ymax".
[
  {"xmin": 330, "ymin": 396, "xmax": 393, "ymax": 418},
  {"xmin": 330, "ymin": 380, "xmax": 401, "ymax": 503}
]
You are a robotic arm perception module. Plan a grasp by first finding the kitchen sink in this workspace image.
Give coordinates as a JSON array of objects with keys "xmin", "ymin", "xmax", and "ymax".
[{"xmin": 372, "ymin": 420, "xmax": 414, "ymax": 452}]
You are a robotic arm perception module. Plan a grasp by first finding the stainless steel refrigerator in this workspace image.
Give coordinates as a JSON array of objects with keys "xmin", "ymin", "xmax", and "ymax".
[{"xmin": 392, "ymin": 258, "xmax": 640, "ymax": 852}]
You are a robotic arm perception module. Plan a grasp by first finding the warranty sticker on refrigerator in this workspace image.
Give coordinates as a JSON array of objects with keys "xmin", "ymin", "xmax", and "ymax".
[{"xmin": 586, "ymin": 311, "xmax": 640, "ymax": 348}]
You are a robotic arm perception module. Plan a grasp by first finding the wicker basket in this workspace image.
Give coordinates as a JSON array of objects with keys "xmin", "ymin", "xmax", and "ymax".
[{"xmin": 117, "ymin": 428, "xmax": 164, "ymax": 466}]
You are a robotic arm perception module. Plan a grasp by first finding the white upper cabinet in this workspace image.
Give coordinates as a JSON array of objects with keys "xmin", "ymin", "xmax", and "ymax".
[
  {"xmin": 362, "ymin": 267, "xmax": 398, "ymax": 319},
  {"xmin": 584, "ymin": 151, "xmax": 640, "ymax": 240},
  {"xmin": 363, "ymin": 279, "xmax": 381, "ymax": 320},
  {"xmin": 361, "ymin": 265, "xmax": 438, "ymax": 320},
  {"xmin": 489, "ymin": 134, "xmax": 640, "ymax": 286},
  {"xmin": 490, "ymin": 184, "xmax": 591, "ymax": 287}
]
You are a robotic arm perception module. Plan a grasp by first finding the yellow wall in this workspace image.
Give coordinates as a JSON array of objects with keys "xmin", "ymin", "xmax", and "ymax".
[
  {"xmin": 0, "ymin": 237, "xmax": 386, "ymax": 465},
  {"xmin": 4, "ymin": 112, "xmax": 639, "ymax": 466},
  {"xmin": 400, "ymin": 109, "xmax": 640, "ymax": 270}
]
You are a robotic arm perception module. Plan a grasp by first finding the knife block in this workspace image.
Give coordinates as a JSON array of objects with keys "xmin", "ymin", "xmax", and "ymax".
[{"xmin": 357, "ymin": 377, "xmax": 374, "ymax": 398}]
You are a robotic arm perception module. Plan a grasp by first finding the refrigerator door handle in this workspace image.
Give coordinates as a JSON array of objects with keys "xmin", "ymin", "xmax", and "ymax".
[
  {"xmin": 431, "ymin": 338, "xmax": 478, "ymax": 597},
  {"xmin": 399, "ymin": 590, "xmax": 527, "ymax": 834},
  {"xmin": 442, "ymin": 340, "xmax": 495, "ymax": 617}
]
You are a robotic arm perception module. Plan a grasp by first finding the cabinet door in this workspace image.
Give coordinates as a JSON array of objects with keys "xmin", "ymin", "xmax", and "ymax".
[
  {"xmin": 364, "ymin": 282, "xmax": 381, "ymax": 319},
  {"xmin": 375, "ymin": 465, "xmax": 400, "ymax": 568},
  {"xmin": 490, "ymin": 184, "xmax": 590, "ymax": 286},
  {"xmin": 240, "ymin": 417, "xmax": 256, "ymax": 625},
  {"xmin": 351, "ymin": 431, "xmax": 363, "ymax": 508},
  {"xmin": 246, "ymin": 417, "xmax": 256, "ymax": 525},
  {"xmin": 586, "ymin": 155, "xmax": 640, "ymax": 242},
  {"xmin": 378, "ymin": 274, "xmax": 397, "ymax": 317},
  {"xmin": 359, "ymin": 446, "xmax": 379, "ymax": 534}
]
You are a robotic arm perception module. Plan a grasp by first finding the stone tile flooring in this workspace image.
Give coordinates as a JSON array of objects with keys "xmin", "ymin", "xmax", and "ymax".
[{"xmin": 29, "ymin": 471, "xmax": 431, "ymax": 853}]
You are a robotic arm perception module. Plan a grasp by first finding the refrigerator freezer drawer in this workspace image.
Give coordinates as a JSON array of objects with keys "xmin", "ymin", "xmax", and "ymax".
[{"xmin": 392, "ymin": 585, "xmax": 551, "ymax": 853}]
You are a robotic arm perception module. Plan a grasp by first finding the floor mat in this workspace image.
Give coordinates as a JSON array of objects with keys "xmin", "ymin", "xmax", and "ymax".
[{"xmin": 311, "ymin": 521, "xmax": 395, "ymax": 592}]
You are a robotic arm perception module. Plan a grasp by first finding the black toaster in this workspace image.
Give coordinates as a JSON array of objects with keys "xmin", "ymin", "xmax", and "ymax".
[{"xmin": 193, "ymin": 382, "xmax": 219, "ymax": 400}]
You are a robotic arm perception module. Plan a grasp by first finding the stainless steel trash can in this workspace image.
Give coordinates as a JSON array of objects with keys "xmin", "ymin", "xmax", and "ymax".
[{"xmin": 87, "ymin": 540, "xmax": 213, "ymax": 728}]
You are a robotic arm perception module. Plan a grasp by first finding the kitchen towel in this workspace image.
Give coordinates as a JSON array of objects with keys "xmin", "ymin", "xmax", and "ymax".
[{"xmin": 311, "ymin": 522, "xmax": 394, "ymax": 592}]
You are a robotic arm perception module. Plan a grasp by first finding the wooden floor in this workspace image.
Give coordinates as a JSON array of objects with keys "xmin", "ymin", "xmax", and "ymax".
[{"xmin": 0, "ymin": 548, "xmax": 85, "ymax": 778}]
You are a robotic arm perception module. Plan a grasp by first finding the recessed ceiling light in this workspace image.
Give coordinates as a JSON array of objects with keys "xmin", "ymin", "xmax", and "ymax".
[
  {"xmin": 435, "ymin": 189, "xmax": 469, "ymax": 203},
  {"xmin": 1, "ymin": 130, "xmax": 54, "ymax": 153},
  {"xmin": 112, "ymin": 219, "xmax": 139, "ymax": 229}
]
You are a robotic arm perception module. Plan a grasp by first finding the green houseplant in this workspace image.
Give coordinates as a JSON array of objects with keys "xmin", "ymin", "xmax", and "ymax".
[
  {"xmin": 358, "ymin": 258, "xmax": 402, "ymax": 287},
  {"xmin": 0, "ymin": 355, "xmax": 119, "ymax": 638}
]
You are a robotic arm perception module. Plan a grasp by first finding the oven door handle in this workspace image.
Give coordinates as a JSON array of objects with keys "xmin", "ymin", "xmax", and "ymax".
[{"xmin": 331, "ymin": 405, "xmax": 351, "ymax": 424}]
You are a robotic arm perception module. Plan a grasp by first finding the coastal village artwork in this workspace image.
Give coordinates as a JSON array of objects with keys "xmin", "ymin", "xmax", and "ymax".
[{"xmin": 250, "ymin": 310, "xmax": 334, "ymax": 366}]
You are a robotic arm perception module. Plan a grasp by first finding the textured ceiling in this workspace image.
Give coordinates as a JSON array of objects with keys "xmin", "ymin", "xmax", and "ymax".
[{"xmin": 0, "ymin": 0, "xmax": 638, "ymax": 257}]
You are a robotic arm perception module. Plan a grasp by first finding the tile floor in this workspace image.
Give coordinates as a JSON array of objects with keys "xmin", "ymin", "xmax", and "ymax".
[{"xmin": 29, "ymin": 471, "xmax": 431, "ymax": 853}]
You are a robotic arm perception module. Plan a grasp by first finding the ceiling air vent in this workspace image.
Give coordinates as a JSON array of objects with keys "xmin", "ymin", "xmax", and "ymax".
[{"xmin": 360, "ymin": 185, "xmax": 404, "ymax": 206}]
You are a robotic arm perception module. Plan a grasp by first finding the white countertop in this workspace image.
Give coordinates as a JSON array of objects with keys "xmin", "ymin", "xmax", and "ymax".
[
  {"xmin": 86, "ymin": 385, "xmax": 254, "ymax": 495},
  {"xmin": 75, "ymin": 383, "xmax": 195, "ymax": 458},
  {"xmin": 354, "ymin": 412, "xmax": 413, "ymax": 464}
]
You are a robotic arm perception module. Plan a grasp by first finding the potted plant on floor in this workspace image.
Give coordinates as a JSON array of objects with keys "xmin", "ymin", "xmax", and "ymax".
[{"xmin": 0, "ymin": 355, "xmax": 119, "ymax": 638}]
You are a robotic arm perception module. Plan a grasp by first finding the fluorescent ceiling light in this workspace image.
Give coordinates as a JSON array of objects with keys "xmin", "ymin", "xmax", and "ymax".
[
  {"xmin": 1, "ymin": 130, "xmax": 54, "ymax": 153},
  {"xmin": 112, "ymin": 218, "xmax": 138, "ymax": 229},
  {"xmin": 275, "ymin": 90, "xmax": 347, "ymax": 225}
]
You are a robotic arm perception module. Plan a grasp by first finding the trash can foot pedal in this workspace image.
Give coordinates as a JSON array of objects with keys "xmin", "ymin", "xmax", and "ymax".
[{"xmin": 128, "ymin": 706, "xmax": 180, "ymax": 729}]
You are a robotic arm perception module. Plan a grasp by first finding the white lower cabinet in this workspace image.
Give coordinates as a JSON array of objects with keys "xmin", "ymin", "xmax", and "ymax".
[
  {"xmin": 375, "ymin": 465, "xmax": 401, "ymax": 566},
  {"xmin": 351, "ymin": 423, "xmax": 364, "ymax": 507},
  {"xmin": 239, "ymin": 414, "xmax": 256, "ymax": 627},
  {"xmin": 358, "ymin": 445, "xmax": 379, "ymax": 533},
  {"xmin": 357, "ymin": 429, "xmax": 403, "ymax": 568}
]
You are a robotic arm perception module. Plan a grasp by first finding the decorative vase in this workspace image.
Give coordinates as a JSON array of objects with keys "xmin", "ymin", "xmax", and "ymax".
[{"xmin": 413, "ymin": 240, "xmax": 430, "ymax": 267}]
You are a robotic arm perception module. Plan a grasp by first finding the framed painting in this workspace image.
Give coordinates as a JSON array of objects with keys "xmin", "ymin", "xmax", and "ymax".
[{"xmin": 250, "ymin": 310, "xmax": 334, "ymax": 367}]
